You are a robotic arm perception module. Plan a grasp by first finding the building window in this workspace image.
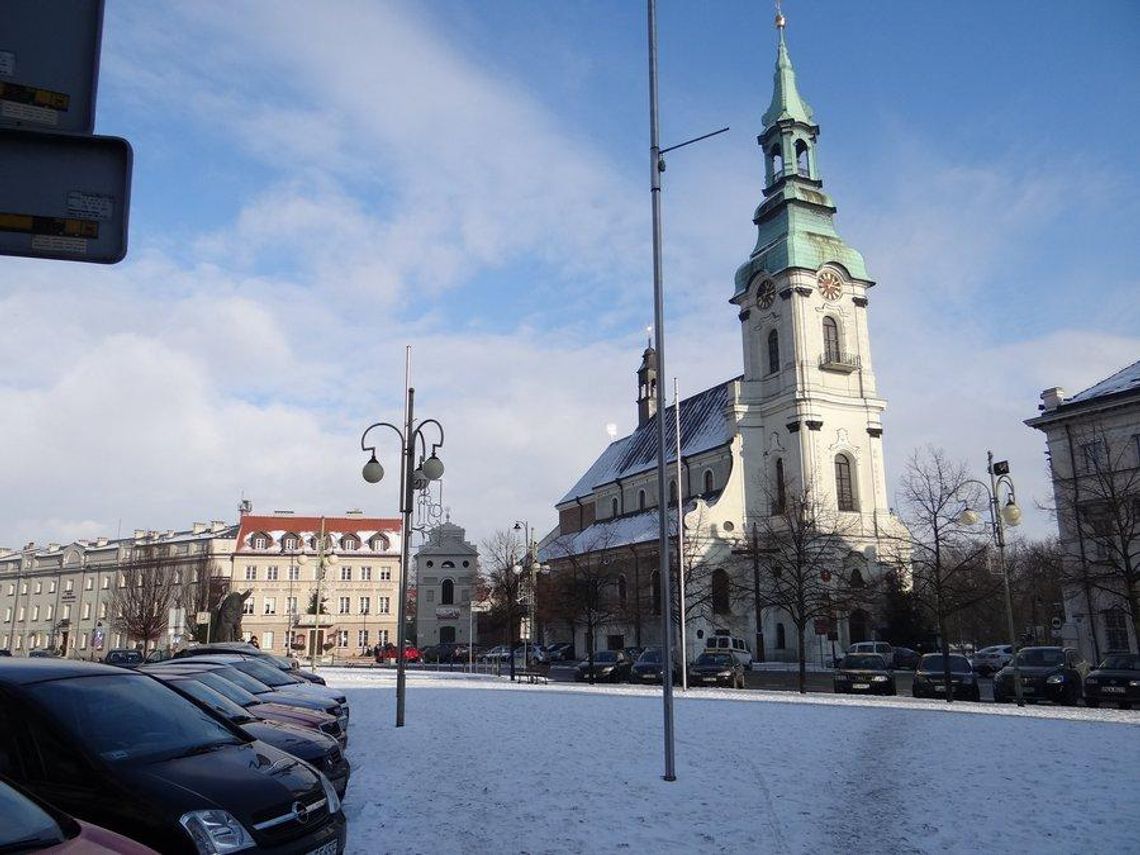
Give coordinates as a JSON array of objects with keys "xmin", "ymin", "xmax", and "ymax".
[
  {"xmin": 638, "ymin": 489, "xmax": 647, "ymax": 511},
  {"xmin": 84, "ymin": 577, "xmax": 93, "ymax": 591},
  {"xmin": 1080, "ymin": 440, "xmax": 1105, "ymax": 473},
  {"xmin": 775, "ymin": 458, "xmax": 787, "ymax": 514},
  {"xmin": 252, "ymin": 535, "xmax": 269, "ymax": 549},
  {"xmin": 342, "ymin": 535, "xmax": 360, "ymax": 551},
  {"xmin": 795, "ymin": 138, "xmax": 810, "ymax": 176},
  {"xmin": 712, "ymin": 569, "xmax": 730, "ymax": 614},
  {"xmin": 242, "ymin": 598, "xmax": 255, "ymax": 616},
  {"xmin": 287, "ymin": 596, "xmax": 297, "ymax": 615},
  {"xmin": 48, "ymin": 580, "xmax": 56, "ymax": 594},
  {"xmin": 20, "ymin": 583, "xmax": 27, "ymax": 595},
  {"xmin": 776, "ymin": 623, "xmax": 786, "ymax": 649},
  {"xmin": 441, "ymin": 579, "xmax": 455, "ymax": 605},
  {"xmin": 262, "ymin": 631, "xmax": 274, "ymax": 650},
  {"xmin": 266, "ymin": 566, "xmax": 279, "ymax": 581},
  {"xmin": 283, "ymin": 535, "xmax": 300, "ymax": 550},
  {"xmin": 340, "ymin": 566, "xmax": 352, "ymax": 582},
  {"xmin": 822, "ymin": 316, "xmax": 841, "ymax": 362},
  {"xmin": 378, "ymin": 597, "xmax": 391, "ymax": 614},
  {"xmin": 82, "ymin": 603, "xmax": 91, "ymax": 620},
  {"xmin": 288, "ymin": 565, "xmax": 300, "ymax": 581},
  {"xmin": 370, "ymin": 534, "xmax": 390, "ymax": 551},
  {"xmin": 336, "ymin": 630, "xmax": 348, "ymax": 649},
  {"xmin": 99, "ymin": 603, "xmax": 107, "ymax": 619},
  {"xmin": 45, "ymin": 605, "xmax": 53, "ymax": 621},
  {"xmin": 767, "ymin": 329, "xmax": 780, "ymax": 374},
  {"xmin": 2, "ymin": 607, "xmax": 10, "ymax": 622},
  {"xmin": 263, "ymin": 598, "xmax": 277, "ymax": 616},
  {"xmin": 358, "ymin": 629, "xmax": 369, "ymax": 649},
  {"xmin": 34, "ymin": 581, "xmax": 42, "ymax": 595},
  {"xmin": 79, "ymin": 633, "xmax": 87, "ymax": 650},
  {"xmin": 360, "ymin": 596, "xmax": 370, "ymax": 615},
  {"xmin": 361, "ymin": 566, "xmax": 372, "ymax": 581},
  {"xmin": 101, "ymin": 576, "xmax": 109, "ymax": 590},
  {"xmin": 1104, "ymin": 608, "xmax": 1129, "ymax": 651},
  {"xmin": 835, "ymin": 454, "xmax": 856, "ymax": 512},
  {"xmin": 17, "ymin": 606, "xmax": 25, "ymax": 622},
  {"xmin": 703, "ymin": 469, "xmax": 714, "ymax": 493},
  {"xmin": 379, "ymin": 568, "xmax": 392, "ymax": 581},
  {"xmin": 32, "ymin": 605, "xmax": 39, "ymax": 621},
  {"xmin": 338, "ymin": 597, "xmax": 350, "ymax": 615},
  {"xmin": 245, "ymin": 566, "xmax": 257, "ymax": 581},
  {"xmin": 5, "ymin": 583, "xmax": 12, "ymax": 595},
  {"xmin": 378, "ymin": 629, "xmax": 389, "ymax": 645}
]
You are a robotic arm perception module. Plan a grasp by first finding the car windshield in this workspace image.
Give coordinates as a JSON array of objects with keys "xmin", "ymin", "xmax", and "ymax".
[
  {"xmin": 28, "ymin": 674, "xmax": 243, "ymax": 764},
  {"xmin": 206, "ymin": 665, "xmax": 275, "ymax": 696},
  {"xmin": 191, "ymin": 671, "xmax": 262, "ymax": 707},
  {"xmin": 637, "ymin": 649, "xmax": 663, "ymax": 664},
  {"xmin": 230, "ymin": 658, "xmax": 302, "ymax": 687},
  {"xmin": 594, "ymin": 652, "xmax": 618, "ymax": 663},
  {"xmin": 267, "ymin": 654, "xmax": 295, "ymax": 670},
  {"xmin": 107, "ymin": 650, "xmax": 143, "ymax": 665},
  {"xmin": 920, "ymin": 655, "xmax": 971, "ymax": 673},
  {"xmin": 1099, "ymin": 654, "xmax": 1140, "ymax": 670},
  {"xmin": 169, "ymin": 677, "xmax": 253, "ymax": 722},
  {"xmin": 696, "ymin": 653, "xmax": 733, "ymax": 667},
  {"xmin": 842, "ymin": 655, "xmax": 885, "ymax": 670},
  {"xmin": 1016, "ymin": 649, "xmax": 1064, "ymax": 667},
  {"xmin": 0, "ymin": 782, "xmax": 66, "ymax": 849}
]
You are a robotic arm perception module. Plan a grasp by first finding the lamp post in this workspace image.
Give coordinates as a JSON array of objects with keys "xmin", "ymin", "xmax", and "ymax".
[
  {"xmin": 361, "ymin": 386, "xmax": 446, "ymax": 728},
  {"xmin": 513, "ymin": 520, "xmax": 544, "ymax": 671},
  {"xmin": 958, "ymin": 451, "xmax": 1025, "ymax": 707},
  {"xmin": 296, "ymin": 521, "xmax": 338, "ymax": 672}
]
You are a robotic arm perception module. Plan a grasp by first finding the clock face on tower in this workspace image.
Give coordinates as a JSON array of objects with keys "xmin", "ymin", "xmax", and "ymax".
[
  {"xmin": 756, "ymin": 279, "xmax": 776, "ymax": 309},
  {"xmin": 817, "ymin": 269, "xmax": 843, "ymax": 301}
]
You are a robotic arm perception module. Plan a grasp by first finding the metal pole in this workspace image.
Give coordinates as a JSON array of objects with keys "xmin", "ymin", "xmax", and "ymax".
[
  {"xmin": 990, "ymin": 450, "xmax": 1024, "ymax": 707},
  {"xmin": 311, "ymin": 518, "xmax": 326, "ymax": 673},
  {"xmin": 395, "ymin": 387, "xmax": 415, "ymax": 727},
  {"xmin": 468, "ymin": 600, "xmax": 474, "ymax": 673},
  {"xmin": 674, "ymin": 379, "xmax": 687, "ymax": 691},
  {"xmin": 647, "ymin": 0, "xmax": 676, "ymax": 782}
]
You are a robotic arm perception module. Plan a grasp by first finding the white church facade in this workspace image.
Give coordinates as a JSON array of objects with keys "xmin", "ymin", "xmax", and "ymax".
[{"xmin": 540, "ymin": 15, "xmax": 908, "ymax": 665}]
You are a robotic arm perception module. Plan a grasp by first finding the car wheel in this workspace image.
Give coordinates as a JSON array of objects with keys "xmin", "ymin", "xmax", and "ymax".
[{"xmin": 1085, "ymin": 699, "xmax": 1099, "ymax": 709}]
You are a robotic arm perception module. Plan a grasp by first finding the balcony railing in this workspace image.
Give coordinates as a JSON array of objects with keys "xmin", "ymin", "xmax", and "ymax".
[{"xmin": 819, "ymin": 351, "xmax": 861, "ymax": 373}]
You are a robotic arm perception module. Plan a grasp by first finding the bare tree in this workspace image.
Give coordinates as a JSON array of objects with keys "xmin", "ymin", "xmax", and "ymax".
[
  {"xmin": 1049, "ymin": 425, "xmax": 1140, "ymax": 655},
  {"xmin": 109, "ymin": 543, "xmax": 181, "ymax": 648},
  {"xmin": 744, "ymin": 487, "xmax": 856, "ymax": 693},
  {"xmin": 891, "ymin": 447, "xmax": 996, "ymax": 702},
  {"xmin": 480, "ymin": 529, "xmax": 528, "ymax": 679}
]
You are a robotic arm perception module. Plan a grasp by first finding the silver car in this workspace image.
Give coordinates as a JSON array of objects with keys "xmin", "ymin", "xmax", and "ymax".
[{"xmin": 971, "ymin": 645, "xmax": 1013, "ymax": 675}]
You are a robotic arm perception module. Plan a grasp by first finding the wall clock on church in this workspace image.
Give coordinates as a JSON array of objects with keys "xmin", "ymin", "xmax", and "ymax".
[
  {"xmin": 755, "ymin": 279, "xmax": 776, "ymax": 309},
  {"xmin": 817, "ymin": 270, "xmax": 843, "ymax": 301}
]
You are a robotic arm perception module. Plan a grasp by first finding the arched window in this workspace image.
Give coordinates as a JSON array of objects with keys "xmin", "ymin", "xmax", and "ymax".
[
  {"xmin": 703, "ymin": 469, "xmax": 715, "ymax": 493},
  {"xmin": 611, "ymin": 497, "xmax": 619, "ymax": 517},
  {"xmin": 618, "ymin": 574, "xmax": 627, "ymax": 604},
  {"xmin": 795, "ymin": 139, "xmax": 809, "ymax": 176},
  {"xmin": 769, "ymin": 145, "xmax": 783, "ymax": 181},
  {"xmin": 341, "ymin": 535, "xmax": 360, "ymax": 551},
  {"xmin": 441, "ymin": 579, "xmax": 454, "ymax": 605},
  {"xmin": 775, "ymin": 458, "xmax": 787, "ymax": 514},
  {"xmin": 439, "ymin": 626, "xmax": 456, "ymax": 644},
  {"xmin": 835, "ymin": 454, "xmax": 856, "ymax": 512},
  {"xmin": 767, "ymin": 329, "xmax": 780, "ymax": 374},
  {"xmin": 638, "ymin": 489, "xmax": 646, "ymax": 511},
  {"xmin": 712, "ymin": 569, "xmax": 730, "ymax": 614},
  {"xmin": 849, "ymin": 567, "xmax": 865, "ymax": 588},
  {"xmin": 776, "ymin": 623, "xmax": 787, "ymax": 649},
  {"xmin": 651, "ymin": 570, "xmax": 661, "ymax": 615},
  {"xmin": 669, "ymin": 480, "xmax": 677, "ymax": 505},
  {"xmin": 822, "ymin": 316, "xmax": 841, "ymax": 362}
]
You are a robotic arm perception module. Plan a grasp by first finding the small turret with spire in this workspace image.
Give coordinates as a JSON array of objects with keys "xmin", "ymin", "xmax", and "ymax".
[{"xmin": 636, "ymin": 331, "xmax": 658, "ymax": 427}]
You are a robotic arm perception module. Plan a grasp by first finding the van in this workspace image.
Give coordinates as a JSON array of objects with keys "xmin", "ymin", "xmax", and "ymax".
[
  {"xmin": 847, "ymin": 641, "xmax": 895, "ymax": 668},
  {"xmin": 704, "ymin": 631, "xmax": 752, "ymax": 666}
]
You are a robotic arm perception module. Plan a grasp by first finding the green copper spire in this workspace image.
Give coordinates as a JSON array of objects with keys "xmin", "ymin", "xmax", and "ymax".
[
  {"xmin": 761, "ymin": 19, "xmax": 814, "ymax": 128},
  {"xmin": 732, "ymin": 10, "xmax": 870, "ymax": 298}
]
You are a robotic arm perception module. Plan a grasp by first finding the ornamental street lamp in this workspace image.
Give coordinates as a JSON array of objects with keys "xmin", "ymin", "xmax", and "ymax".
[
  {"xmin": 296, "ymin": 526, "xmax": 338, "ymax": 672},
  {"xmin": 512, "ymin": 520, "xmax": 546, "ymax": 673},
  {"xmin": 360, "ymin": 386, "xmax": 445, "ymax": 728},
  {"xmin": 958, "ymin": 451, "xmax": 1025, "ymax": 707}
]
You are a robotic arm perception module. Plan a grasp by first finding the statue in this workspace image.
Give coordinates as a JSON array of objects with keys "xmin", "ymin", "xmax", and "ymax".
[{"xmin": 211, "ymin": 589, "xmax": 252, "ymax": 642}]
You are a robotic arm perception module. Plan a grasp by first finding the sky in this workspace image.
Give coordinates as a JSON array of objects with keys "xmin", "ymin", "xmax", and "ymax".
[
  {"xmin": 1, "ymin": 0, "xmax": 1138, "ymax": 551},
  {"xmin": 334, "ymin": 668, "xmax": 1140, "ymax": 853}
]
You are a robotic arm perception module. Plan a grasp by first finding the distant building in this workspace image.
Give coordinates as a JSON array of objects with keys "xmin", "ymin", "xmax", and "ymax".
[
  {"xmin": 539, "ymin": 16, "xmax": 908, "ymax": 663},
  {"xmin": 1026, "ymin": 359, "xmax": 1140, "ymax": 661},
  {"xmin": 414, "ymin": 522, "xmax": 479, "ymax": 647}
]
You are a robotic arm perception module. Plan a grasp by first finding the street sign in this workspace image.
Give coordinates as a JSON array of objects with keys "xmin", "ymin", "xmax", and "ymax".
[
  {"xmin": 195, "ymin": 611, "xmax": 211, "ymax": 625},
  {"xmin": 470, "ymin": 601, "xmax": 492, "ymax": 614},
  {"xmin": 0, "ymin": 0, "xmax": 105, "ymax": 134},
  {"xmin": 0, "ymin": 129, "xmax": 131, "ymax": 263},
  {"xmin": 813, "ymin": 617, "xmax": 830, "ymax": 636}
]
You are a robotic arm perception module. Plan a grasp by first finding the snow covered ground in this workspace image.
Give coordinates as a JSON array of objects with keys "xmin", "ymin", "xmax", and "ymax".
[{"xmin": 325, "ymin": 668, "xmax": 1139, "ymax": 854}]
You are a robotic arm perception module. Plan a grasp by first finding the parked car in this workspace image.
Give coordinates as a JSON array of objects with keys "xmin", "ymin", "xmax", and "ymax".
[
  {"xmin": 0, "ymin": 775, "xmax": 160, "ymax": 854},
  {"xmin": 688, "ymin": 652, "xmax": 746, "ymax": 688},
  {"xmin": 993, "ymin": 646, "xmax": 1090, "ymax": 705},
  {"xmin": 574, "ymin": 650, "xmax": 633, "ymax": 683},
  {"xmin": 478, "ymin": 645, "xmax": 512, "ymax": 663},
  {"xmin": 512, "ymin": 643, "xmax": 548, "ymax": 665},
  {"xmin": 0, "ymin": 659, "xmax": 346, "ymax": 855},
  {"xmin": 846, "ymin": 642, "xmax": 895, "ymax": 668},
  {"xmin": 373, "ymin": 643, "xmax": 421, "ymax": 663},
  {"xmin": 149, "ymin": 671, "xmax": 351, "ymax": 797},
  {"xmin": 971, "ymin": 644, "xmax": 1014, "ymax": 676},
  {"xmin": 892, "ymin": 647, "xmax": 920, "ymax": 670},
  {"xmin": 102, "ymin": 649, "xmax": 144, "ymax": 669},
  {"xmin": 1083, "ymin": 652, "xmax": 1140, "ymax": 709},
  {"xmin": 173, "ymin": 644, "xmax": 325, "ymax": 685},
  {"xmin": 629, "ymin": 648, "xmax": 681, "ymax": 685},
  {"xmin": 142, "ymin": 664, "xmax": 346, "ymax": 746},
  {"xmin": 28, "ymin": 650, "xmax": 60, "ymax": 659},
  {"xmin": 911, "ymin": 654, "xmax": 980, "ymax": 701},
  {"xmin": 0, "ymin": 649, "xmax": 10, "ymax": 657},
  {"xmin": 704, "ymin": 632, "xmax": 753, "ymax": 666},
  {"xmin": 174, "ymin": 654, "xmax": 349, "ymax": 721},
  {"xmin": 834, "ymin": 653, "xmax": 896, "ymax": 695},
  {"xmin": 545, "ymin": 642, "xmax": 575, "ymax": 662}
]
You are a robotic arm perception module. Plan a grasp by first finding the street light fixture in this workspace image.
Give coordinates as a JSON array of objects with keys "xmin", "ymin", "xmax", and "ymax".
[
  {"xmin": 958, "ymin": 450, "xmax": 1025, "ymax": 707},
  {"xmin": 360, "ymin": 385, "xmax": 445, "ymax": 728}
]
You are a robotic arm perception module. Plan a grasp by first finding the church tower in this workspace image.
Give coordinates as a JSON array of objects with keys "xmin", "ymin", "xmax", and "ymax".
[
  {"xmin": 732, "ymin": 11, "xmax": 893, "ymax": 541},
  {"xmin": 636, "ymin": 341, "xmax": 658, "ymax": 426}
]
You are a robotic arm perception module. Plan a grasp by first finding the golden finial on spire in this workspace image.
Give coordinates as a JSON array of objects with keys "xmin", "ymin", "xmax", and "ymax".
[{"xmin": 775, "ymin": 0, "xmax": 786, "ymax": 30}]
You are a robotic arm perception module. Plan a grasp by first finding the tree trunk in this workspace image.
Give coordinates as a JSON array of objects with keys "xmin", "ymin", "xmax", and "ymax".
[{"xmin": 796, "ymin": 622, "xmax": 807, "ymax": 694}]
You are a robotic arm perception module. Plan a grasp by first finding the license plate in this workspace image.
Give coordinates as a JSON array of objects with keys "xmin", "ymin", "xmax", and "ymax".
[
  {"xmin": 306, "ymin": 841, "xmax": 338, "ymax": 855},
  {"xmin": 702, "ymin": 677, "xmax": 716, "ymax": 683},
  {"xmin": 853, "ymin": 683, "xmax": 870, "ymax": 689},
  {"xmin": 934, "ymin": 685, "xmax": 946, "ymax": 692},
  {"xmin": 1103, "ymin": 686, "xmax": 1125, "ymax": 694}
]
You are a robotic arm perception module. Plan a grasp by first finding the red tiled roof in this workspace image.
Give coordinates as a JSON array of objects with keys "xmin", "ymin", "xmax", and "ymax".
[{"xmin": 234, "ymin": 514, "xmax": 401, "ymax": 552}]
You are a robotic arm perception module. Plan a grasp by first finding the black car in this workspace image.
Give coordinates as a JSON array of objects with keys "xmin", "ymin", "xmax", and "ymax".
[
  {"xmin": 174, "ymin": 644, "xmax": 326, "ymax": 685},
  {"xmin": 0, "ymin": 659, "xmax": 346, "ymax": 855},
  {"xmin": 545, "ymin": 642, "xmax": 575, "ymax": 662},
  {"xmin": 911, "ymin": 653, "xmax": 980, "ymax": 701},
  {"xmin": 688, "ymin": 652, "xmax": 747, "ymax": 688},
  {"xmin": 1084, "ymin": 652, "xmax": 1140, "ymax": 709},
  {"xmin": 833, "ymin": 653, "xmax": 896, "ymax": 695},
  {"xmin": 176, "ymin": 654, "xmax": 348, "ymax": 717},
  {"xmin": 629, "ymin": 648, "xmax": 681, "ymax": 685},
  {"xmin": 993, "ymin": 646, "xmax": 1089, "ymax": 705},
  {"xmin": 892, "ymin": 647, "xmax": 920, "ymax": 670},
  {"xmin": 574, "ymin": 650, "xmax": 633, "ymax": 683},
  {"xmin": 103, "ymin": 649, "xmax": 145, "ymax": 668},
  {"xmin": 150, "ymin": 671, "xmax": 351, "ymax": 798}
]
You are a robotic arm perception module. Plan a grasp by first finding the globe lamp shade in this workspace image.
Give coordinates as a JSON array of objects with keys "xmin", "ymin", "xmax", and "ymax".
[
  {"xmin": 958, "ymin": 507, "xmax": 981, "ymax": 526},
  {"xmin": 362, "ymin": 455, "xmax": 384, "ymax": 484},
  {"xmin": 421, "ymin": 453, "xmax": 445, "ymax": 481},
  {"xmin": 1001, "ymin": 500, "xmax": 1022, "ymax": 527}
]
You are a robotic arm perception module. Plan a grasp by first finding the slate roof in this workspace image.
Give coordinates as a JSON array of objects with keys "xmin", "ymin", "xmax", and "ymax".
[
  {"xmin": 557, "ymin": 379, "xmax": 737, "ymax": 506},
  {"xmin": 1067, "ymin": 359, "xmax": 1140, "ymax": 405}
]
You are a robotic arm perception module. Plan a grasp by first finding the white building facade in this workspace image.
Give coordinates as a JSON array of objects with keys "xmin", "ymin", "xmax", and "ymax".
[{"xmin": 414, "ymin": 522, "xmax": 480, "ymax": 647}]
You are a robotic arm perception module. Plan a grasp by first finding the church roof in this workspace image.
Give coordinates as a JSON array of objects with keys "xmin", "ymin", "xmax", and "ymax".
[
  {"xmin": 761, "ymin": 27, "xmax": 814, "ymax": 127},
  {"xmin": 417, "ymin": 522, "xmax": 478, "ymax": 556},
  {"xmin": 1067, "ymin": 359, "xmax": 1140, "ymax": 405},
  {"xmin": 557, "ymin": 379, "xmax": 737, "ymax": 506}
]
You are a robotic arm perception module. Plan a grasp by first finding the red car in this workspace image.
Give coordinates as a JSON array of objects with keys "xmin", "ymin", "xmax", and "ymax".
[
  {"xmin": 374, "ymin": 643, "xmax": 421, "ymax": 663},
  {"xmin": 2, "ymin": 776, "xmax": 158, "ymax": 854}
]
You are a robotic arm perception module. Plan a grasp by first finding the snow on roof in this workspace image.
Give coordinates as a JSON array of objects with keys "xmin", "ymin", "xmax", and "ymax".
[
  {"xmin": 1067, "ymin": 359, "xmax": 1140, "ymax": 405},
  {"xmin": 558, "ymin": 379, "xmax": 736, "ymax": 505}
]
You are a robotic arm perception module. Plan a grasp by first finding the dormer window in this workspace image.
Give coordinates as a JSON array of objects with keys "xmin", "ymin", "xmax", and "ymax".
[
  {"xmin": 342, "ymin": 535, "xmax": 360, "ymax": 551},
  {"xmin": 251, "ymin": 533, "xmax": 270, "ymax": 550},
  {"xmin": 282, "ymin": 534, "xmax": 300, "ymax": 551},
  {"xmin": 369, "ymin": 534, "xmax": 390, "ymax": 551}
]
